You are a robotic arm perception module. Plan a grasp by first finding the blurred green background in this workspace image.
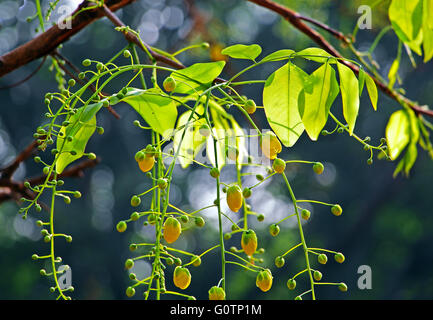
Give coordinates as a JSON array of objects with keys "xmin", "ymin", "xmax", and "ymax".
[{"xmin": 0, "ymin": 0, "xmax": 432, "ymax": 300}]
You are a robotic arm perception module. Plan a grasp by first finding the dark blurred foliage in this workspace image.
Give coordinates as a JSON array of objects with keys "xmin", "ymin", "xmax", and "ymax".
[{"xmin": 0, "ymin": 0, "xmax": 432, "ymax": 300}]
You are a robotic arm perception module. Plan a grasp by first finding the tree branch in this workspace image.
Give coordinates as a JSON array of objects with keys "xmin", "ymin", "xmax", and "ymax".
[
  {"xmin": 100, "ymin": 4, "xmax": 186, "ymax": 69},
  {"xmin": 247, "ymin": 0, "xmax": 433, "ymax": 118},
  {"xmin": 0, "ymin": 0, "xmax": 136, "ymax": 78}
]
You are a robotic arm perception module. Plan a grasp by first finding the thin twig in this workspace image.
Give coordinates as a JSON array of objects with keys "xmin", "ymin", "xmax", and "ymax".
[{"xmin": 247, "ymin": 0, "xmax": 433, "ymax": 118}]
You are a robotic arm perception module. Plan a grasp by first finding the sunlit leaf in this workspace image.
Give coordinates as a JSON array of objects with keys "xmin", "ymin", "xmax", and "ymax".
[
  {"xmin": 221, "ymin": 44, "xmax": 262, "ymax": 61},
  {"xmin": 299, "ymin": 63, "xmax": 339, "ymax": 141},
  {"xmin": 423, "ymin": 0, "xmax": 433, "ymax": 62},
  {"xmin": 296, "ymin": 47, "xmax": 337, "ymax": 64},
  {"xmin": 386, "ymin": 109, "xmax": 411, "ymax": 160},
  {"xmin": 206, "ymin": 109, "xmax": 230, "ymax": 169},
  {"xmin": 173, "ymin": 106, "xmax": 207, "ymax": 168},
  {"xmin": 389, "ymin": 0, "xmax": 423, "ymax": 55},
  {"xmin": 170, "ymin": 61, "xmax": 226, "ymax": 94},
  {"xmin": 337, "ymin": 62, "xmax": 360, "ymax": 135},
  {"xmin": 56, "ymin": 102, "xmax": 103, "ymax": 174},
  {"xmin": 263, "ymin": 62, "xmax": 306, "ymax": 147},
  {"xmin": 230, "ymin": 118, "xmax": 247, "ymax": 169},
  {"xmin": 387, "ymin": 57, "xmax": 400, "ymax": 89},
  {"xmin": 365, "ymin": 73, "xmax": 378, "ymax": 111},
  {"xmin": 261, "ymin": 49, "xmax": 295, "ymax": 62},
  {"xmin": 122, "ymin": 88, "xmax": 177, "ymax": 139}
]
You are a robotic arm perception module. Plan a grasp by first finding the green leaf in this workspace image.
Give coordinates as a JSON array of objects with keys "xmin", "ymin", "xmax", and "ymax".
[
  {"xmin": 263, "ymin": 62, "xmax": 307, "ymax": 147},
  {"xmin": 365, "ymin": 73, "xmax": 378, "ymax": 110},
  {"xmin": 170, "ymin": 61, "xmax": 226, "ymax": 94},
  {"xmin": 300, "ymin": 63, "xmax": 339, "ymax": 141},
  {"xmin": 389, "ymin": 0, "xmax": 423, "ymax": 55},
  {"xmin": 393, "ymin": 143, "xmax": 418, "ymax": 177},
  {"xmin": 425, "ymin": 0, "xmax": 433, "ymax": 29},
  {"xmin": 386, "ymin": 110, "xmax": 411, "ymax": 160},
  {"xmin": 230, "ymin": 119, "xmax": 247, "ymax": 170},
  {"xmin": 358, "ymin": 68, "xmax": 366, "ymax": 96},
  {"xmin": 388, "ymin": 57, "xmax": 400, "ymax": 89},
  {"xmin": 337, "ymin": 63, "xmax": 360, "ymax": 135},
  {"xmin": 56, "ymin": 102, "xmax": 103, "ymax": 174},
  {"xmin": 296, "ymin": 47, "xmax": 337, "ymax": 64},
  {"xmin": 221, "ymin": 44, "xmax": 262, "ymax": 61},
  {"xmin": 173, "ymin": 106, "xmax": 207, "ymax": 168},
  {"xmin": 260, "ymin": 49, "xmax": 295, "ymax": 62},
  {"xmin": 122, "ymin": 88, "xmax": 178, "ymax": 139},
  {"xmin": 423, "ymin": 0, "xmax": 433, "ymax": 62},
  {"xmin": 206, "ymin": 109, "xmax": 231, "ymax": 170}
]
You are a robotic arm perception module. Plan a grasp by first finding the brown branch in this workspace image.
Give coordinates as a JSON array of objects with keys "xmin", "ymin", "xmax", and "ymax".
[
  {"xmin": 0, "ymin": 0, "xmax": 136, "ymax": 78},
  {"xmin": 0, "ymin": 158, "xmax": 100, "ymax": 205},
  {"xmin": 0, "ymin": 56, "xmax": 47, "ymax": 89},
  {"xmin": 101, "ymin": 4, "xmax": 185, "ymax": 69},
  {"xmin": 247, "ymin": 0, "xmax": 433, "ymax": 118},
  {"xmin": 28, "ymin": 158, "xmax": 100, "ymax": 186},
  {"xmin": 0, "ymin": 139, "xmax": 40, "ymax": 180}
]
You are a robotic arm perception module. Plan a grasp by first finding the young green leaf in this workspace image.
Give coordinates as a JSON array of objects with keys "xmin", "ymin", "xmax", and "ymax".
[
  {"xmin": 300, "ymin": 63, "xmax": 339, "ymax": 141},
  {"xmin": 423, "ymin": 0, "xmax": 433, "ymax": 62},
  {"xmin": 386, "ymin": 110, "xmax": 411, "ymax": 160},
  {"xmin": 173, "ymin": 107, "xmax": 207, "ymax": 168},
  {"xmin": 122, "ymin": 88, "xmax": 177, "ymax": 139},
  {"xmin": 170, "ymin": 61, "xmax": 226, "ymax": 94},
  {"xmin": 56, "ymin": 102, "xmax": 103, "ymax": 174},
  {"xmin": 389, "ymin": 0, "xmax": 423, "ymax": 55},
  {"xmin": 337, "ymin": 62, "xmax": 360, "ymax": 135},
  {"xmin": 260, "ymin": 49, "xmax": 295, "ymax": 62},
  {"xmin": 388, "ymin": 41, "xmax": 402, "ymax": 89},
  {"xmin": 206, "ymin": 109, "xmax": 230, "ymax": 169},
  {"xmin": 263, "ymin": 62, "xmax": 307, "ymax": 147},
  {"xmin": 393, "ymin": 143, "xmax": 418, "ymax": 177},
  {"xmin": 230, "ymin": 119, "xmax": 247, "ymax": 169},
  {"xmin": 365, "ymin": 73, "xmax": 378, "ymax": 110},
  {"xmin": 221, "ymin": 44, "xmax": 262, "ymax": 61},
  {"xmin": 296, "ymin": 47, "xmax": 337, "ymax": 64}
]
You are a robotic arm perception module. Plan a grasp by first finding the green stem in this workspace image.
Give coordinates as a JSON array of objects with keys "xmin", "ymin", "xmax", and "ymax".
[
  {"xmin": 49, "ymin": 172, "xmax": 66, "ymax": 300},
  {"xmin": 282, "ymin": 173, "xmax": 315, "ymax": 300}
]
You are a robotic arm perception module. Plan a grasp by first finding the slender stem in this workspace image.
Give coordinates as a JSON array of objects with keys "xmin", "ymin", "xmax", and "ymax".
[
  {"xmin": 282, "ymin": 173, "xmax": 315, "ymax": 300},
  {"xmin": 49, "ymin": 172, "xmax": 67, "ymax": 300}
]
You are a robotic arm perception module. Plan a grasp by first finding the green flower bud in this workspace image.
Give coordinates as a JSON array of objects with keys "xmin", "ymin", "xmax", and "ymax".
[
  {"xmin": 338, "ymin": 282, "xmax": 348, "ymax": 292},
  {"xmin": 331, "ymin": 204, "xmax": 343, "ymax": 216},
  {"xmin": 195, "ymin": 217, "xmax": 205, "ymax": 228},
  {"xmin": 318, "ymin": 253, "xmax": 328, "ymax": 265},
  {"xmin": 126, "ymin": 286, "xmax": 135, "ymax": 297},
  {"xmin": 125, "ymin": 259, "xmax": 134, "ymax": 269},
  {"xmin": 242, "ymin": 187, "xmax": 252, "ymax": 198},
  {"xmin": 210, "ymin": 167, "xmax": 220, "ymax": 179},
  {"xmin": 313, "ymin": 162, "xmax": 324, "ymax": 174},
  {"xmin": 130, "ymin": 212, "xmax": 140, "ymax": 221},
  {"xmin": 130, "ymin": 195, "xmax": 141, "ymax": 207},
  {"xmin": 269, "ymin": 224, "xmax": 280, "ymax": 237},
  {"xmin": 275, "ymin": 256, "xmax": 285, "ymax": 268},
  {"xmin": 301, "ymin": 209, "xmax": 311, "ymax": 220},
  {"xmin": 334, "ymin": 252, "xmax": 345, "ymax": 263},
  {"xmin": 116, "ymin": 221, "xmax": 127, "ymax": 233},
  {"xmin": 287, "ymin": 278, "xmax": 296, "ymax": 290}
]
